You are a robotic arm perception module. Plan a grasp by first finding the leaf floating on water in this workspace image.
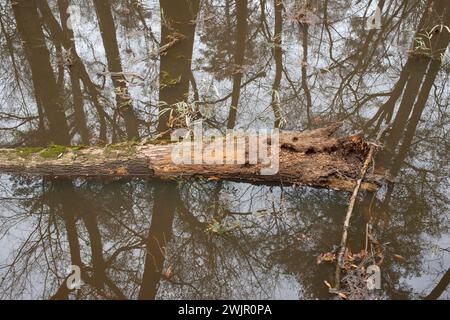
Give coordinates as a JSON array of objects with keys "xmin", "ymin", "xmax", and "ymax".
[{"xmin": 324, "ymin": 280, "xmax": 332, "ymax": 289}]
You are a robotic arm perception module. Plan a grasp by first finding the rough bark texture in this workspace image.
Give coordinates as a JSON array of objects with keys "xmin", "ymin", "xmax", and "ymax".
[{"xmin": 0, "ymin": 124, "xmax": 383, "ymax": 192}]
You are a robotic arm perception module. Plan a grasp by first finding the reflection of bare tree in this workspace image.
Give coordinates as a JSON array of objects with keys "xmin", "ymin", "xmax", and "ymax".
[
  {"xmin": 297, "ymin": 1, "xmax": 314, "ymax": 129},
  {"xmin": 93, "ymin": 0, "xmax": 140, "ymax": 140},
  {"xmin": 357, "ymin": 1, "xmax": 450, "ymax": 297},
  {"xmin": 12, "ymin": 0, "xmax": 70, "ymax": 145},
  {"xmin": 0, "ymin": 2, "xmax": 45, "ymax": 140},
  {"xmin": 139, "ymin": 182, "xmax": 177, "ymax": 300},
  {"xmin": 371, "ymin": 0, "xmax": 450, "ymax": 212},
  {"xmin": 157, "ymin": 0, "xmax": 200, "ymax": 135},
  {"xmin": 227, "ymin": 0, "xmax": 248, "ymax": 129},
  {"xmin": 0, "ymin": 165, "xmax": 448, "ymax": 300},
  {"xmin": 0, "ymin": 0, "xmax": 449, "ymax": 301},
  {"xmin": 58, "ymin": 0, "xmax": 90, "ymax": 145},
  {"xmin": 271, "ymin": 0, "xmax": 283, "ymax": 128},
  {"xmin": 35, "ymin": 0, "xmax": 115, "ymax": 143},
  {"xmin": 141, "ymin": 0, "xmax": 201, "ymax": 296},
  {"xmin": 43, "ymin": 180, "xmax": 127, "ymax": 299},
  {"xmin": 366, "ymin": 0, "xmax": 449, "ymax": 137},
  {"xmin": 425, "ymin": 268, "xmax": 450, "ymax": 300}
]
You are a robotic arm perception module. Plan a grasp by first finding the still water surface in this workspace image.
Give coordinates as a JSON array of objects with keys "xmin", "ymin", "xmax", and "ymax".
[{"xmin": 0, "ymin": 0, "xmax": 449, "ymax": 299}]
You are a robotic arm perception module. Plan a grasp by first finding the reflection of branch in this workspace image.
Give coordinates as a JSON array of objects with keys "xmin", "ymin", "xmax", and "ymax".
[
  {"xmin": 133, "ymin": 0, "xmax": 160, "ymax": 45},
  {"xmin": 198, "ymin": 71, "xmax": 266, "ymax": 106},
  {"xmin": 335, "ymin": 125, "xmax": 391, "ymax": 290},
  {"xmin": 299, "ymin": 22, "xmax": 312, "ymax": 128},
  {"xmin": 139, "ymin": 183, "xmax": 177, "ymax": 300},
  {"xmin": 164, "ymin": 277, "xmax": 201, "ymax": 295},
  {"xmin": 36, "ymin": 0, "xmax": 108, "ymax": 141},
  {"xmin": 424, "ymin": 268, "xmax": 450, "ymax": 300},
  {"xmin": 50, "ymin": 276, "xmax": 71, "ymax": 300},
  {"xmin": 105, "ymin": 241, "xmax": 144, "ymax": 267}
]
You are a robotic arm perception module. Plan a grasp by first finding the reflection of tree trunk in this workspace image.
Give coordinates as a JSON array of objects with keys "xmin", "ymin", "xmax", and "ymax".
[
  {"xmin": 272, "ymin": 0, "xmax": 283, "ymax": 128},
  {"xmin": 385, "ymin": 0, "xmax": 448, "ymax": 152},
  {"xmin": 389, "ymin": 59, "xmax": 445, "ymax": 176},
  {"xmin": 157, "ymin": 0, "xmax": 200, "ymax": 135},
  {"xmin": 139, "ymin": 0, "xmax": 200, "ymax": 298},
  {"xmin": 59, "ymin": 190, "xmax": 83, "ymax": 268},
  {"xmin": 425, "ymin": 268, "xmax": 450, "ymax": 300},
  {"xmin": 12, "ymin": 0, "xmax": 70, "ymax": 145},
  {"xmin": 364, "ymin": 65, "xmax": 409, "ymax": 131},
  {"xmin": 374, "ymin": 1, "xmax": 449, "ymax": 218},
  {"xmin": 48, "ymin": 180, "xmax": 116, "ymax": 298},
  {"xmin": 82, "ymin": 212, "xmax": 107, "ymax": 290},
  {"xmin": 58, "ymin": 0, "xmax": 90, "ymax": 145},
  {"xmin": 54, "ymin": 181, "xmax": 107, "ymax": 290},
  {"xmin": 227, "ymin": 0, "xmax": 248, "ymax": 129},
  {"xmin": 139, "ymin": 182, "xmax": 177, "ymax": 300},
  {"xmin": 365, "ymin": 0, "xmax": 435, "ymax": 134},
  {"xmin": 93, "ymin": 0, "xmax": 140, "ymax": 140},
  {"xmin": 300, "ymin": 24, "xmax": 312, "ymax": 129},
  {"xmin": 35, "ymin": 0, "xmax": 108, "ymax": 143},
  {"xmin": 0, "ymin": 15, "xmax": 45, "ymax": 134},
  {"xmin": 225, "ymin": 0, "xmax": 231, "ymax": 28},
  {"xmin": 61, "ymin": 209, "xmax": 83, "ymax": 267},
  {"xmin": 389, "ymin": 21, "xmax": 449, "ymax": 176},
  {"xmin": 385, "ymin": 59, "xmax": 428, "ymax": 151},
  {"xmin": 49, "ymin": 180, "xmax": 83, "ymax": 300}
]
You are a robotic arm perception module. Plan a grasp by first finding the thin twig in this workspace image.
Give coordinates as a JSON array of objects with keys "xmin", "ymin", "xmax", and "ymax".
[{"xmin": 334, "ymin": 124, "xmax": 391, "ymax": 290}]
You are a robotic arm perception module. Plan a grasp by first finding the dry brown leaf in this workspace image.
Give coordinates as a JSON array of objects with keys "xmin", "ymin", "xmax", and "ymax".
[
  {"xmin": 317, "ymin": 252, "xmax": 336, "ymax": 264},
  {"xmin": 352, "ymin": 249, "xmax": 368, "ymax": 261}
]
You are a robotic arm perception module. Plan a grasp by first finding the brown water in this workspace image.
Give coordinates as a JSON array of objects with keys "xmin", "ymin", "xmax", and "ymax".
[{"xmin": 0, "ymin": 0, "xmax": 449, "ymax": 300}]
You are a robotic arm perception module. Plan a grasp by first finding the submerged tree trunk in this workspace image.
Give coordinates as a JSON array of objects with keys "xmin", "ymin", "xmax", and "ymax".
[{"xmin": 0, "ymin": 124, "xmax": 383, "ymax": 192}]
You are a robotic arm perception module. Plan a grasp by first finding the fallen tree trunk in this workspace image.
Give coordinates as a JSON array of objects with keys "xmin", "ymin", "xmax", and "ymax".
[{"xmin": 0, "ymin": 124, "xmax": 384, "ymax": 191}]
